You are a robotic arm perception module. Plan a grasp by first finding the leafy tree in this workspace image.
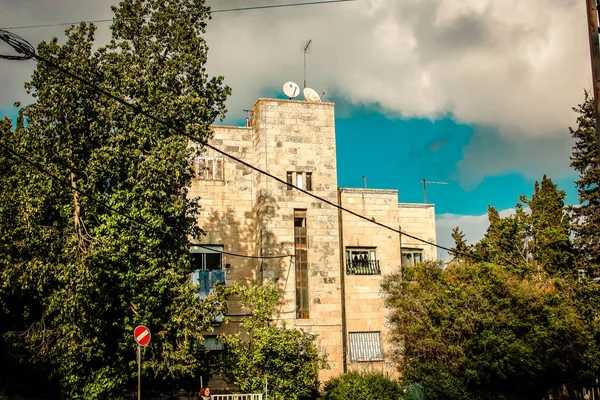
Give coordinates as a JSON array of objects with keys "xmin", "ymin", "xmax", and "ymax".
[
  {"xmin": 382, "ymin": 261, "xmax": 592, "ymax": 400},
  {"xmin": 520, "ymin": 175, "xmax": 574, "ymax": 276},
  {"xmin": 451, "ymin": 177, "xmax": 574, "ymax": 277},
  {"xmin": 570, "ymin": 90, "xmax": 600, "ymax": 276},
  {"xmin": 217, "ymin": 283, "xmax": 327, "ymax": 400},
  {"xmin": 320, "ymin": 371, "xmax": 403, "ymax": 400},
  {"xmin": 0, "ymin": 0, "xmax": 230, "ymax": 397}
]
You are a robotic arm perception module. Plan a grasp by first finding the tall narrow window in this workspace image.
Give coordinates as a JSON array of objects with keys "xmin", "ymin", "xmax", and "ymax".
[
  {"xmin": 306, "ymin": 172, "xmax": 312, "ymax": 191},
  {"xmin": 287, "ymin": 172, "xmax": 293, "ymax": 190},
  {"xmin": 296, "ymin": 173, "xmax": 303, "ymax": 190},
  {"xmin": 294, "ymin": 209, "xmax": 309, "ymax": 319}
]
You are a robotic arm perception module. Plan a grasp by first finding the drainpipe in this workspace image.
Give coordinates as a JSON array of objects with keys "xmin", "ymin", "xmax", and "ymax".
[{"xmin": 337, "ymin": 188, "xmax": 348, "ymax": 373}]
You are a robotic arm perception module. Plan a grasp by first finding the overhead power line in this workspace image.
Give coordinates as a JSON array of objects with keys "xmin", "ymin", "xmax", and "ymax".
[
  {"xmin": 0, "ymin": 29, "xmax": 457, "ymax": 259},
  {"xmin": 0, "ymin": 0, "xmax": 358, "ymax": 31}
]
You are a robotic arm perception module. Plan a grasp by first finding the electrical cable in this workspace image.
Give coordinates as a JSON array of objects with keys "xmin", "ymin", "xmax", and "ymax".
[
  {"xmin": 0, "ymin": 29, "xmax": 462, "ymax": 259},
  {"xmin": 0, "ymin": 0, "xmax": 359, "ymax": 31}
]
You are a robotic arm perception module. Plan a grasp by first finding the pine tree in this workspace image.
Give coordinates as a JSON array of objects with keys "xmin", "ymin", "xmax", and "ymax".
[
  {"xmin": 0, "ymin": 0, "xmax": 231, "ymax": 397},
  {"xmin": 521, "ymin": 175, "xmax": 574, "ymax": 276},
  {"xmin": 450, "ymin": 227, "xmax": 469, "ymax": 262},
  {"xmin": 570, "ymin": 90, "xmax": 600, "ymax": 276}
]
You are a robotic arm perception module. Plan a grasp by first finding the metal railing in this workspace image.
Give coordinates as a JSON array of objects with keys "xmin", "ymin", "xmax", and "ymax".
[
  {"xmin": 346, "ymin": 259, "xmax": 381, "ymax": 275},
  {"xmin": 212, "ymin": 395, "xmax": 263, "ymax": 400}
]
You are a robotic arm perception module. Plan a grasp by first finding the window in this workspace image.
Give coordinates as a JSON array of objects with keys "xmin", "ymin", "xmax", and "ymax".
[
  {"xmin": 196, "ymin": 156, "xmax": 225, "ymax": 181},
  {"xmin": 294, "ymin": 210, "xmax": 309, "ymax": 319},
  {"xmin": 203, "ymin": 335, "xmax": 224, "ymax": 351},
  {"xmin": 286, "ymin": 171, "xmax": 313, "ymax": 191},
  {"xmin": 346, "ymin": 247, "xmax": 380, "ymax": 275},
  {"xmin": 402, "ymin": 249, "xmax": 423, "ymax": 267},
  {"xmin": 349, "ymin": 331, "xmax": 383, "ymax": 362},
  {"xmin": 190, "ymin": 245, "xmax": 226, "ymax": 300}
]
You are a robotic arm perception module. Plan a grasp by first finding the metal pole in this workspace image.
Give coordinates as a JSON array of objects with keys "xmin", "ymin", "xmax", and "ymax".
[
  {"xmin": 363, "ymin": 175, "xmax": 367, "ymax": 188},
  {"xmin": 137, "ymin": 344, "xmax": 141, "ymax": 400},
  {"xmin": 585, "ymin": 0, "xmax": 600, "ymax": 159},
  {"xmin": 422, "ymin": 179, "xmax": 427, "ymax": 204},
  {"xmin": 303, "ymin": 50, "xmax": 307, "ymax": 89}
]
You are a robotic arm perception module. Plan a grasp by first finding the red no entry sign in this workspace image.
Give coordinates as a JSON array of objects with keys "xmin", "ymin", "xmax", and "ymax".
[{"xmin": 134, "ymin": 325, "xmax": 151, "ymax": 346}]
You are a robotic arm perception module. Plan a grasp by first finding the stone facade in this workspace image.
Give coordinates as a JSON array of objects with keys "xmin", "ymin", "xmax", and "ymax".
[{"xmin": 187, "ymin": 98, "xmax": 437, "ymax": 382}]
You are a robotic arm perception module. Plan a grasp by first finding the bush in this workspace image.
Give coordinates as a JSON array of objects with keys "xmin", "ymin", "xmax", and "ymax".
[{"xmin": 321, "ymin": 371, "xmax": 403, "ymax": 400}]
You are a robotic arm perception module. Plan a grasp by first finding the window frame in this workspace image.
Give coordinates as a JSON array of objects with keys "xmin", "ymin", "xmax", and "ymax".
[
  {"xmin": 348, "ymin": 331, "xmax": 384, "ymax": 363},
  {"xmin": 196, "ymin": 156, "xmax": 225, "ymax": 181},
  {"xmin": 294, "ymin": 209, "xmax": 309, "ymax": 319},
  {"xmin": 286, "ymin": 171, "xmax": 313, "ymax": 191},
  {"xmin": 345, "ymin": 247, "xmax": 380, "ymax": 275},
  {"xmin": 401, "ymin": 248, "xmax": 424, "ymax": 267},
  {"xmin": 189, "ymin": 245, "xmax": 226, "ymax": 299}
]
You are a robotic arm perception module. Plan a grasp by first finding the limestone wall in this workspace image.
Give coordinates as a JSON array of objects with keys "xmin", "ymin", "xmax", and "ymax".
[
  {"xmin": 339, "ymin": 188, "xmax": 401, "ymax": 376},
  {"xmin": 250, "ymin": 99, "xmax": 343, "ymax": 380},
  {"xmin": 398, "ymin": 203, "xmax": 437, "ymax": 262}
]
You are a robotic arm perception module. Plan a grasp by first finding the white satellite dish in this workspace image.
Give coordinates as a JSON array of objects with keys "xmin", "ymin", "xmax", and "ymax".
[
  {"xmin": 303, "ymin": 87, "xmax": 321, "ymax": 103},
  {"xmin": 283, "ymin": 81, "xmax": 300, "ymax": 99}
]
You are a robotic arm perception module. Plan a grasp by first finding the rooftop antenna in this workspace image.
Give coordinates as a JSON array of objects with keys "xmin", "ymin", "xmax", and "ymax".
[
  {"xmin": 302, "ymin": 39, "xmax": 312, "ymax": 89},
  {"xmin": 422, "ymin": 178, "xmax": 448, "ymax": 204},
  {"xmin": 363, "ymin": 175, "xmax": 367, "ymax": 188},
  {"xmin": 243, "ymin": 109, "xmax": 253, "ymax": 126}
]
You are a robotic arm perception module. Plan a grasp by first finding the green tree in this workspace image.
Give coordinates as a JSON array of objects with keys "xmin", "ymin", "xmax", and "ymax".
[
  {"xmin": 0, "ymin": 0, "xmax": 230, "ymax": 397},
  {"xmin": 217, "ymin": 283, "xmax": 327, "ymax": 400},
  {"xmin": 452, "ymin": 176, "xmax": 574, "ymax": 277},
  {"xmin": 570, "ymin": 90, "xmax": 600, "ymax": 276},
  {"xmin": 382, "ymin": 261, "xmax": 592, "ymax": 400},
  {"xmin": 520, "ymin": 175, "xmax": 574, "ymax": 276},
  {"xmin": 321, "ymin": 371, "xmax": 403, "ymax": 400}
]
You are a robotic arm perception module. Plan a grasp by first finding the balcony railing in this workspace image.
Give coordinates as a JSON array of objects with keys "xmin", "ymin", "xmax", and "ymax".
[{"xmin": 346, "ymin": 259, "xmax": 381, "ymax": 275}]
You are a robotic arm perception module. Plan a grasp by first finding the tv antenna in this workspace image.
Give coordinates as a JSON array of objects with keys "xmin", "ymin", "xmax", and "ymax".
[
  {"xmin": 302, "ymin": 39, "xmax": 312, "ymax": 89},
  {"xmin": 422, "ymin": 179, "xmax": 448, "ymax": 204}
]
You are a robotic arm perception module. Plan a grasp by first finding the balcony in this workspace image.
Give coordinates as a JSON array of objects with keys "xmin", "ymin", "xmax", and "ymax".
[{"xmin": 346, "ymin": 259, "xmax": 381, "ymax": 275}]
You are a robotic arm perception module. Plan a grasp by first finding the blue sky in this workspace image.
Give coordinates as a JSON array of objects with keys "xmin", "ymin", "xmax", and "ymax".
[{"xmin": 0, "ymin": 0, "xmax": 590, "ymax": 252}]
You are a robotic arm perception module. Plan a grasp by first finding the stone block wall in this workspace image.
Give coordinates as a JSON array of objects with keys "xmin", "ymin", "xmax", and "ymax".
[
  {"xmin": 398, "ymin": 203, "xmax": 437, "ymax": 262},
  {"xmin": 187, "ymin": 99, "xmax": 438, "ymax": 385},
  {"xmin": 339, "ymin": 188, "xmax": 402, "ymax": 377}
]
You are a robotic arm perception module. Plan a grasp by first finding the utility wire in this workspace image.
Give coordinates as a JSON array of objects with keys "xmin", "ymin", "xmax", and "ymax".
[
  {"xmin": 0, "ymin": 29, "xmax": 459, "ymax": 259},
  {"xmin": 0, "ymin": 0, "xmax": 358, "ymax": 31},
  {"xmin": 0, "ymin": 140, "xmax": 291, "ymax": 259}
]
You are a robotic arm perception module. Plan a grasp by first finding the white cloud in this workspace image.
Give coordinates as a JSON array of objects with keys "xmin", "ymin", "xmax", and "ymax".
[
  {"xmin": 0, "ymin": 0, "xmax": 588, "ymax": 185},
  {"xmin": 436, "ymin": 208, "xmax": 516, "ymax": 260},
  {"xmin": 0, "ymin": 0, "xmax": 588, "ymax": 132}
]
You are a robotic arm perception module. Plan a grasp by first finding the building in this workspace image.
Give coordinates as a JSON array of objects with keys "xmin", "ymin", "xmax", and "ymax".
[{"xmin": 187, "ymin": 98, "xmax": 437, "ymax": 382}]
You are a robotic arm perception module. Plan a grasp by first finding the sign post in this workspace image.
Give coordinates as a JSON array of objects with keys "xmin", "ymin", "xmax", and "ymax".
[{"xmin": 134, "ymin": 325, "xmax": 151, "ymax": 400}]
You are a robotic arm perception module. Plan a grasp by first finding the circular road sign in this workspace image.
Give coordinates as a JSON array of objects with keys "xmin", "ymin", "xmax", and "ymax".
[{"xmin": 134, "ymin": 325, "xmax": 151, "ymax": 347}]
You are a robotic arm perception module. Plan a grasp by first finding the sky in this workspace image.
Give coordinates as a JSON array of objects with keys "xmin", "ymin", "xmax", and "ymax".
[{"xmin": 0, "ymin": 0, "xmax": 591, "ymax": 259}]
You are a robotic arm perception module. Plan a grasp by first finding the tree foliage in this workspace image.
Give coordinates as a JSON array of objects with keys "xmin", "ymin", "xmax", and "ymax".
[
  {"xmin": 570, "ymin": 90, "xmax": 600, "ymax": 275},
  {"xmin": 383, "ymin": 261, "xmax": 592, "ymax": 400},
  {"xmin": 451, "ymin": 175, "xmax": 574, "ymax": 277},
  {"xmin": 217, "ymin": 283, "xmax": 327, "ymax": 400},
  {"xmin": 0, "ymin": 0, "xmax": 230, "ymax": 397},
  {"xmin": 320, "ymin": 371, "xmax": 403, "ymax": 400}
]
